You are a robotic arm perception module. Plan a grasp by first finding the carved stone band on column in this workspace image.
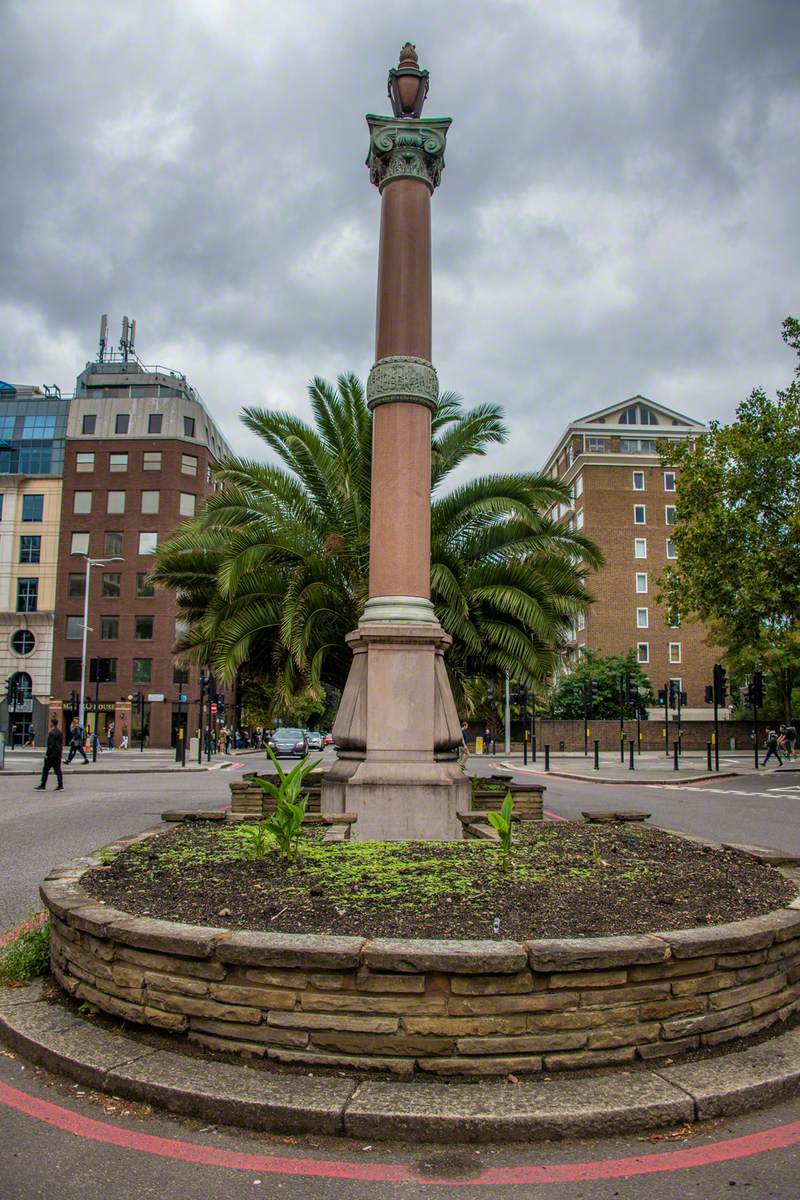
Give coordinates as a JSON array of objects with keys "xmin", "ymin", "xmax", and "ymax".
[
  {"xmin": 367, "ymin": 355, "xmax": 439, "ymax": 413},
  {"xmin": 366, "ymin": 115, "xmax": 451, "ymax": 193}
]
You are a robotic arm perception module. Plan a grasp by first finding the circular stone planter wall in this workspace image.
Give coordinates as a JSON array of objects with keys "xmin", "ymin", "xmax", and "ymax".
[{"xmin": 40, "ymin": 838, "xmax": 800, "ymax": 1078}]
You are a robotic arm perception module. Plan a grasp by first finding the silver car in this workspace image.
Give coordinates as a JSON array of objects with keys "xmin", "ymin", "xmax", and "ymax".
[
  {"xmin": 305, "ymin": 731, "xmax": 324, "ymax": 751},
  {"xmin": 267, "ymin": 727, "xmax": 307, "ymax": 758}
]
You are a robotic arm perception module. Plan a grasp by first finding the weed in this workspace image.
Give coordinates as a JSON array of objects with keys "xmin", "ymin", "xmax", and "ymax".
[
  {"xmin": 250, "ymin": 750, "xmax": 322, "ymax": 861},
  {"xmin": 486, "ymin": 791, "xmax": 515, "ymax": 872},
  {"xmin": 0, "ymin": 921, "xmax": 51, "ymax": 983}
]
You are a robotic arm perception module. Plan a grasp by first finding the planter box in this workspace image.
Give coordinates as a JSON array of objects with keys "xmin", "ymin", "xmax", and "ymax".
[{"xmin": 471, "ymin": 784, "xmax": 544, "ymax": 821}]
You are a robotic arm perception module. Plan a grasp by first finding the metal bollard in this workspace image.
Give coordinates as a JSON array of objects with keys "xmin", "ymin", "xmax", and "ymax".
[
  {"xmin": 706, "ymin": 741, "xmax": 712, "ymax": 771},
  {"xmin": 532, "ymin": 735, "xmax": 537, "ymax": 763},
  {"xmin": 544, "ymin": 744, "xmax": 550, "ymax": 772},
  {"xmin": 629, "ymin": 740, "xmax": 635, "ymax": 771},
  {"xmin": 673, "ymin": 741, "xmax": 679, "ymax": 771},
  {"xmin": 594, "ymin": 740, "xmax": 599, "ymax": 770}
]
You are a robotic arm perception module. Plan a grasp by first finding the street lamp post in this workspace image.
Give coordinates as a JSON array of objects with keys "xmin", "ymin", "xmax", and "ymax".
[{"xmin": 79, "ymin": 556, "xmax": 124, "ymax": 732}]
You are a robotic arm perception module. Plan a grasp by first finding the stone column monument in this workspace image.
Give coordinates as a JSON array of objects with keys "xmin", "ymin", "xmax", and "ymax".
[{"xmin": 322, "ymin": 44, "xmax": 469, "ymax": 840}]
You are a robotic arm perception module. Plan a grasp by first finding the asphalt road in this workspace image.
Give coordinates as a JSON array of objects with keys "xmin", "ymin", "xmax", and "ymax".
[{"xmin": 2, "ymin": 752, "xmax": 800, "ymax": 1198}]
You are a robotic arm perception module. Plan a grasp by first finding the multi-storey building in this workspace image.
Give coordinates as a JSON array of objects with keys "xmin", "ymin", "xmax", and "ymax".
[
  {"xmin": 542, "ymin": 396, "xmax": 717, "ymax": 714},
  {"xmin": 0, "ymin": 382, "xmax": 70, "ymax": 745},
  {"xmin": 51, "ymin": 323, "xmax": 231, "ymax": 748}
]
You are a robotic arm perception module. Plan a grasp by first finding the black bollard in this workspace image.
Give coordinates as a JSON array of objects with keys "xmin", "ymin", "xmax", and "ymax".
[
  {"xmin": 594, "ymin": 740, "xmax": 599, "ymax": 770},
  {"xmin": 532, "ymin": 735, "xmax": 537, "ymax": 763},
  {"xmin": 629, "ymin": 739, "xmax": 635, "ymax": 771},
  {"xmin": 544, "ymin": 744, "xmax": 550, "ymax": 772},
  {"xmin": 673, "ymin": 741, "xmax": 679, "ymax": 771},
  {"xmin": 706, "ymin": 741, "xmax": 712, "ymax": 771}
]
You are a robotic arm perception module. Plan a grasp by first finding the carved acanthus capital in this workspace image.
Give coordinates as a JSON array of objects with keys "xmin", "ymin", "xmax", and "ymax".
[{"xmin": 366, "ymin": 115, "xmax": 451, "ymax": 193}]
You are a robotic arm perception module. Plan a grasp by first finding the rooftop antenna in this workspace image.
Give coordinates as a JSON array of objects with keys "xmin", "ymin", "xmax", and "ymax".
[
  {"xmin": 129, "ymin": 319, "xmax": 136, "ymax": 357},
  {"xmin": 98, "ymin": 314, "xmax": 108, "ymax": 363},
  {"xmin": 120, "ymin": 316, "xmax": 130, "ymax": 363}
]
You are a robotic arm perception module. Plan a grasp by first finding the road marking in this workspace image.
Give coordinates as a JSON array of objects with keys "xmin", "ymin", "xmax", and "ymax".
[{"xmin": 2, "ymin": 1080, "xmax": 800, "ymax": 1186}]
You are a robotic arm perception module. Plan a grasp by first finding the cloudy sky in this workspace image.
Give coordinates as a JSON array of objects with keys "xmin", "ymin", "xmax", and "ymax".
[{"xmin": 2, "ymin": 0, "xmax": 798, "ymax": 475}]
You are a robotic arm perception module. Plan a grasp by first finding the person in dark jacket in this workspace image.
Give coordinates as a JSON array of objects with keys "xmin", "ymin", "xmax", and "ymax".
[{"xmin": 36, "ymin": 719, "xmax": 64, "ymax": 790}]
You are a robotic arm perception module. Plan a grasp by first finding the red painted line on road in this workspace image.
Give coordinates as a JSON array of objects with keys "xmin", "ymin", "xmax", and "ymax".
[
  {"xmin": 543, "ymin": 809, "xmax": 569, "ymax": 821},
  {"xmin": 0, "ymin": 911, "xmax": 47, "ymax": 950},
  {"xmin": 2, "ymin": 1078, "xmax": 800, "ymax": 1186}
]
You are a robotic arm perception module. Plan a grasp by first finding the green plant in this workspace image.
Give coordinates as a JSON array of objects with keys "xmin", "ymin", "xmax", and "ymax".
[
  {"xmin": 247, "ymin": 749, "xmax": 322, "ymax": 861},
  {"xmin": 0, "ymin": 920, "xmax": 51, "ymax": 983},
  {"xmin": 235, "ymin": 820, "xmax": 275, "ymax": 861},
  {"xmin": 486, "ymin": 791, "xmax": 515, "ymax": 872}
]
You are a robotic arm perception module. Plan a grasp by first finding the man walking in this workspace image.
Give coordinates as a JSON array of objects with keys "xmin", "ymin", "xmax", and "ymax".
[
  {"xmin": 65, "ymin": 718, "xmax": 89, "ymax": 764},
  {"xmin": 36, "ymin": 718, "xmax": 64, "ymax": 791},
  {"xmin": 763, "ymin": 728, "xmax": 783, "ymax": 768}
]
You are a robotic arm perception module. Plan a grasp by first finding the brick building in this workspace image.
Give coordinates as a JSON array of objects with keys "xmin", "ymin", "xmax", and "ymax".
[
  {"xmin": 51, "ymin": 324, "xmax": 231, "ymax": 748},
  {"xmin": 541, "ymin": 396, "xmax": 718, "ymax": 715}
]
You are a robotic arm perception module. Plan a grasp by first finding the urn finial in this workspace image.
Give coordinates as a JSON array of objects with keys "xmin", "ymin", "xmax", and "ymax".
[{"xmin": 388, "ymin": 42, "xmax": 429, "ymax": 118}]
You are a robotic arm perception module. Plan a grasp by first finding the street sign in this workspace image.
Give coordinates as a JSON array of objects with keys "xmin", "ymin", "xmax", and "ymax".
[
  {"xmin": 210, "ymin": 703, "xmax": 218, "ymax": 714},
  {"xmin": 147, "ymin": 693, "xmax": 165, "ymax": 702},
  {"xmin": 179, "ymin": 694, "xmax": 187, "ymax": 702}
]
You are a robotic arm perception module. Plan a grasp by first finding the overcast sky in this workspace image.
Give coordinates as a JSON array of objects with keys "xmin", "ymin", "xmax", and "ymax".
[{"xmin": 2, "ymin": 0, "xmax": 798, "ymax": 476}]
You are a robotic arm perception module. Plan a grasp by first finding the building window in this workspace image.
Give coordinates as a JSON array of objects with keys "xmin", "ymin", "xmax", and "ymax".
[
  {"xmin": 134, "ymin": 615, "xmax": 154, "ymax": 640},
  {"xmin": 620, "ymin": 438, "xmax": 657, "ymax": 454},
  {"xmin": 179, "ymin": 492, "xmax": 196, "ymax": 517},
  {"xmin": 82, "ymin": 414, "xmax": 96, "ymax": 435},
  {"xmin": 666, "ymin": 643, "xmax": 681, "ymax": 665},
  {"xmin": 667, "ymin": 610, "xmax": 681, "ymax": 628},
  {"xmin": 634, "ymin": 505, "xmax": 646, "ymax": 524},
  {"xmin": 634, "ymin": 538, "xmax": 647, "ymax": 559},
  {"xmin": 104, "ymin": 531, "xmax": 123, "ymax": 556},
  {"xmin": 133, "ymin": 658, "xmax": 152, "ymax": 683},
  {"xmin": 632, "ymin": 471, "xmax": 645, "ymax": 491},
  {"xmin": 73, "ymin": 490, "xmax": 92, "ymax": 515},
  {"xmin": 207, "ymin": 464, "xmax": 213, "ymax": 485},
  {"xmin": 67, "ymin": 573, "xmax": 85, "ymax": 598},
  {"xmin": 101, "ymin": 572, "xmax": 121, "ymax": 598},
  {"xmin": 619, "ymin": 404, "xmax": 659, "ymax": 425},
  {"xmin": 76, "ymin": 452, "xmax": 95, "ymax": 472},
  {"xmin": 107, "ymin": 490, "xmax": 126, "ymax": 514},
  {"xmin": 64, "ymin": 658, "xmax": 81, "ymax": 681},
  {"xmin": 115, "ymin": 413, "xmax": 130, "ymax": 435},
  {"xmin": 666, "ymin": 538, "xmax": 677, "ymax": 559},
  {"xmin": 183, "ymin": 416, "xmax": 195, "ymax": 438},
  {"xmin": 148, "ymin": 414, "xmax": 163, "ymax": 435},
  {"xmin": 141, "ymin": 490, "xmax": 160, "ymax": 514},
  {"xmin": 109, "ymin": 453, "xmax": 128, "ymax": 472},
  {"xmin": 635, "ymin": 572, "xmax": 648, "ymax": 593},
  {"xmin": 90, "ymin": 657, "xmax": 117, "ymax": 683},
  {"xmin": 574, "ymin": 474, "xmax": 583, "ymax": 498},
  {"xmin": 587, "ymin": 437, "xmax": 606, "ymax": 452},
  {"xmin": 16, "ymin": 578, "xmax": 38, "ymax": 613},
  {"xmin": 71, "ymin": 532, "xmax": 90, "ymax": 555},
  {"xmin": 665, "ymin": 505, "xmax": 676, "ymax": 525},
  {"xmin": 136, "ymin": 572, "xmax": 155, "ymax": 598},
  {"xmin": 100, "ymin": 615, "xmax": 119, "ymax": 640},
  {"xmin": 19, "ymin": 535, "xmax": 41, "ymax": 564},
  {"xmin": 143, "ymin": 451, "xmax": 162, "ymax": 471},
  {"xmin": 138, "ymin": 531, "xmax": 158, "ymax": 555},
  {"xmin": 11, "ymin": 629, "xmax": 35, "ymax": 656},
  {"xmin": 636, "ymin": 607, "xmax": 649, "ymax": 629},
  {"xmin": 181, "ymin": 453, "xmax": 198, "ymax": 476},
  {"xmin": 575, "ymin": 508, "xmax": 584, "ymax": 530},
  {"xmin": 66, "ymin": 615, "xmax": 83, "ymax": 639},
  {"xmin": 577, "ymin": 612, "xmax": 586, "ymax": 632},
  {"xmin": 664, "ymin": 471, "xmax": 676, "ymax": 492},
  {"xmin": 22, "ymin": 494, "xmax": 44, "ymax": 522},
  {"xmin": 637, "ymin": 642, "xmax": 649, "ymax": 664}
]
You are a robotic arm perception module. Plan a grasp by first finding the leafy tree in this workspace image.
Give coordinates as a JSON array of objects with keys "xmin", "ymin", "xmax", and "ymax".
[
  {"xmin": 152, "ymin": 375, "xmax": 602, "ymax": 711},
  {"xmin": 660, "ymin": 319, "xmax": 800, "ymax": 719},
  {"xmin": 549, "ymin": 650, "xmax": 655, "ymax": 719}
]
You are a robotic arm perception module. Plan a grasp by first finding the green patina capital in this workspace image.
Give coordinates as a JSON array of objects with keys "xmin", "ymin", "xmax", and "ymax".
[
  {"xmin": 366, "ymin": 115, "xmax": 452, "ymax": 193},
  {"xmin": 367, "ymin": 356, "xmax": 439, "ymax": 413}
]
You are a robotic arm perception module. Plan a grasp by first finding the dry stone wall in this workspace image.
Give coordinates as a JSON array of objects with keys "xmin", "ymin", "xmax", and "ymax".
[{"xmin": 41, "ymin": 840, "xmax": 800, "ymax": 1077}]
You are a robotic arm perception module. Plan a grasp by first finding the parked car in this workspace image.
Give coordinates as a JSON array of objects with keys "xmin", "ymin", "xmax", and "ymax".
[
  {"xmin": 323, "ymin": 733, "xmax": 335, "ymax": 747},
  {"xmin": 266, "ymin": 728, "xmax": 308, "ymax": 758},
  {"xmin": 304, "ymin": 730, "xmax": 324, "ymax": 751}
]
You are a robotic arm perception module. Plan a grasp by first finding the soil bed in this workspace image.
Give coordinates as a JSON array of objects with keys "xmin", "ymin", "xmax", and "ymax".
[{"xmin": 83, "ymin": 822, "xmax": 796, "ymax": 941}]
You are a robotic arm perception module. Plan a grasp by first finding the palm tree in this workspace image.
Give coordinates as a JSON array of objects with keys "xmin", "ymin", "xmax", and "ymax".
[{"xmin": 151, "ymin": 374, "xmax": 602, "ymax": 712}]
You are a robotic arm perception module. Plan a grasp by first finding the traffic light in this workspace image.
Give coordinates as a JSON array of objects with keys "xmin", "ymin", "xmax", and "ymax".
[
  {"xmin": 713, "ymin": 663, "xmax": 728, "ymax": 705},
  {"xmin": 705, "ymin": 685, "xmax": 714, "ymax": 704},
  {"xmin": 589, "ymin": 679, "xmax": 600, "ymax": 706},
  {"xmin": 131, "ymin": 692, "xmax": 143, "ymax": 715},
  {"xmin": 751, "ymin": 671, "xmax": 764, "ymax": 709},
  {"xmin": 658, "ymin": 688, "xmax": 667, "ymax": 707},
  {"xmin": 624, "ymin": 671, "xmax": 636, "ymax": 708},
  {"xmin": 487, "ymin": 682, "xmax": 496, "ymax": 708},
  {"xmin": 200, "ymin": 671, "xmax": 209, "ymax": 699}
]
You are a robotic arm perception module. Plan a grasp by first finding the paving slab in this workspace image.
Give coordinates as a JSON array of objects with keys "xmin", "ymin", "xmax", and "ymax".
[
  {"xmin": 344, "ymin": 1071, "xmax": 693, "ymax": 1141},
  {"xmin": 657, "ymin": 1026, "xmax": 800, "ymax": 1119}
]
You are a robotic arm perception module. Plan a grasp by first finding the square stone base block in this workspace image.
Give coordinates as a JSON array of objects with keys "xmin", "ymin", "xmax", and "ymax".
[{"xmin": 332, "ymin": 763, "xmax": 470, "ymax": 842}]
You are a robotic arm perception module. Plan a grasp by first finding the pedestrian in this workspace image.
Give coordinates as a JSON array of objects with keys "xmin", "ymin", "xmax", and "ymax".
[
  {"xmin": 36, "ymin": 718, "xmax": 64, "ymax": 791},
  {"xmin": 107, "ymin": 721, "xmax": 115, "ymax": 751},
  {"xmin": 65, "ymin": 718, "xmax": 89, "ymax": 764},
  {"xmin": 763, "ymin": 728, "xmax": 783, "ymax": 768},
  {"xmin": 120, "ymin": 722, "xmax": 129, "ymax": 750},
  {"xmin": 785, "ymin": 723, "xmax": 797, "ymax": 761},
  {"xmin": 483, "ymin": 726, "xmax": 491, "ymax": 755}
]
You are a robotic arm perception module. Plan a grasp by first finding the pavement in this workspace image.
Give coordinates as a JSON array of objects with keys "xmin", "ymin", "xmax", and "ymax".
[
  {"xmin": 0, "ymin": 747, "xmax": 237, "ymax": 774},
  {"xmin": 482, "ymin": 750, "xmax": 799, "ymax": 786},
  {"xmin": 2, "ymin": 981, "xmax": 800, "ymax": 1146}
]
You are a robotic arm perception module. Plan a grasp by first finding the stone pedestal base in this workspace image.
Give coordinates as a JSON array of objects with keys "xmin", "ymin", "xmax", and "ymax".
[{"xmin": 321, "ymin": 615, "xmax": 468, "ymax": 841}]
